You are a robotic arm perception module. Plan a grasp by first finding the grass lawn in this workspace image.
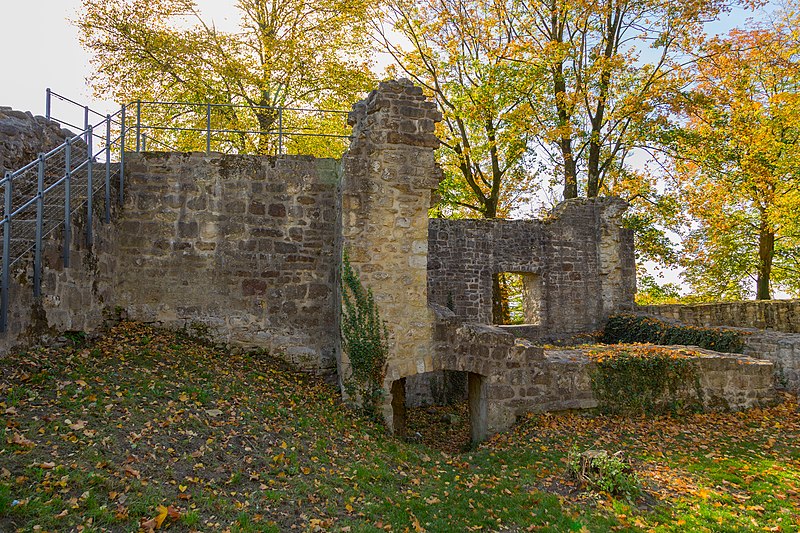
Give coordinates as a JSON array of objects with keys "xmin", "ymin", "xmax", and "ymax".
[{"xmin": 1, "ymin": 322, "xmax": 799, "ymax": 532}]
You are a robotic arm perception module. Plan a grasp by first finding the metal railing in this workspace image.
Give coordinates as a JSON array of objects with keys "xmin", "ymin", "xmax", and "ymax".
[
  {"xmin": 1, "ymin": 90, "xmax": 125, "ymax": 332},
  {"xmin": 1, "ymin": 89, "xmax": 352, "ymax": 333},
  {"xmin": 126, "ymin": 99, "xmax": 352, "ymax": 156}
]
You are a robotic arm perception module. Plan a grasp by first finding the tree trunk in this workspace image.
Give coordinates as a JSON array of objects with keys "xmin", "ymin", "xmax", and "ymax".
[
  {"xmin": 492, "ymin": 272, "xmax": 510, "ymax": 324},
  {"xmin": 756, "ymin": 228, "xmax": 775, "ymax": 300},
  {"xmin": 255, "ymin": 109, "xmax": 277, "ymax": 155},
  {"xmin": 587, "ymin": 133, "xmax": 601, "ymax": 198},
  {"xmin": 552, "ymin": 62, "xmax": 577, "ymax": 199}
]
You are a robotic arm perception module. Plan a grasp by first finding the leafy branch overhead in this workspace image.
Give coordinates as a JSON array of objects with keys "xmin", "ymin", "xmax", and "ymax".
[{"xmin": 77, "ymin": 0, "xmax": 375, "ymax": 156}]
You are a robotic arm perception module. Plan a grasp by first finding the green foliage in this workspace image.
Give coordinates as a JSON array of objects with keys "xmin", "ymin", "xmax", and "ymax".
[
  {"xmin": 601, "ymin": 314, "xmax": 745, "ymax": 353},
  {"xmin": 635, "ymin": 273, "xmax": 682, "ymax": 305},
  {"xmin": 589, "ymin": 346, "xmax": 701, "ymax": 415},
  {"xmin": 78, "ymin": 0, "xmax": 374, "ymax": 157},
  {"xmin": 340, "ymin": 250, "xmax": 390, "ymax": 419},
  {"xmin": 566, "ymin": 448, "xmax": 641, "ymax": 502}
]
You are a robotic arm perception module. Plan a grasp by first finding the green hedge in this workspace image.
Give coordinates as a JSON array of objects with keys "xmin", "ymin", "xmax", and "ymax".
[{"xmin": 601, "ymin": 314, "xmax": 745, "ymax": 353}]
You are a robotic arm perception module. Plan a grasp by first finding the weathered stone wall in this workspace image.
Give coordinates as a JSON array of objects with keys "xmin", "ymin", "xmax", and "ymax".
[
  {"xmin": 743, "ymin": 330, "xmax": 800, "ymax": 391},
  {"xmin": 638, "ymin": 302, "xmax": 800, "ymax": 391},
  {"xmin": 525, "ymin": 346, "xmax": 777, "ymax": 415},
  {"xmin": 0, "ymin": 108, "xmax": 76, "ymax": 175},
  {"xmin": 0, "ymin": 205, "xmax": 117, "ymax": 353},
  {"xmin": 413, "ymin": 312, "xmax": 775, "ymax": 436},
  {"xmin": 427, "ymin": 198, "xmax": 636, "ymax": 336},
  {"xmin": 116, "ymin": 152, "xmax": 339, "ymax": 371},
  {"xmin": 638, "ymin": 300, "xmax": 800, "ymax": 333},
  {"xmin": 339, "ymin": 80, "xmax": 443, "ymax": 415}
]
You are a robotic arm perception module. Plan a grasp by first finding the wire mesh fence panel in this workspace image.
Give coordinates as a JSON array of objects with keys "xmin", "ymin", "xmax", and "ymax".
[
  {"xmin": 2, "ymin": 94, "xmax": 128, "ymax": 331},
  {"xmin": 8, "ymin": 202, "xmax": 38, "ymax": 266}
]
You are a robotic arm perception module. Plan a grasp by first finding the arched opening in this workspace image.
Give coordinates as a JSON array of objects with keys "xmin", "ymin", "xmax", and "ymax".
[{"xmin": 390, "ymin": 371, "xmax": 487, "ymax": 450}]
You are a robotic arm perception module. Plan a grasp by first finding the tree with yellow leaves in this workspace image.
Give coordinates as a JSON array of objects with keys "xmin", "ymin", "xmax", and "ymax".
[
  {"xmin": 670, "ymin": 7, "xmax": 800, "ymax": 299},
  {"xmin": 77, "ymin": 0, "xmax": 375, "ymax": 156}
]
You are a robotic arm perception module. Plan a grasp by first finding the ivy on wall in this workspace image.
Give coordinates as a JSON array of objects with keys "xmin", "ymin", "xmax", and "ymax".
[
  {"xmin": 340, "ymin": 249, "xmax": 389, "ymax": 419},
  {"xmin": 601, "ymin": 314, "xmax": 746, "ymax": 353},
  {"xmin": 588, "ymin": 346, "xmax": 703, "ymax": 415}
]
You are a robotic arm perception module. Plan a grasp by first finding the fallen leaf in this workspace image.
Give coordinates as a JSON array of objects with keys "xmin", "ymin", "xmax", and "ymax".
[
  {"xmin": 10, "ymin": 432, "xmax": 34, "ymax": 447},
  {"xmin": 154, "ymin": 505, "xmax": 168, "ymax": 528}
]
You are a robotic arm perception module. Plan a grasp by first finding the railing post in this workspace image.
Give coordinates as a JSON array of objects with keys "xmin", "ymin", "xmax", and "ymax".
[
  {"xmin": 1, "ymin": 172, "xmax": 12, "ymax": 333},
  {"xmin": 34, "ymin": 154, "xmax": 45, "ymax": 298},
  {"xmin": 86, "ymin": 125, "xmax": 94, "ymax": 247},
  {"xmin": 45, "ymin": 88, "xmax": 51, "ymax": 121},
  {"xmin": 105, "ymin": 115, "xmax": 111, "ymax": 223},
  {"xmin": 206, "ymin": 103, "xmax": 212, "ymax": 155},
  {"xmin": 84, "ymin": 105, "xmax": 90, "ymax": 145},
  {"xmin": 278, "ymin": 107, "xmax": 283, "ymax": 155},
  {"xmin": 64, "ymin": 140, "xmax": 72, "ymax": 268},
  {"xmin": 119, "ymin": 104, "xmax": 126, "ymax": 205},
  {"xmin": 135, "ymin": 100, "xmax": 141, "ymax": 152},
  {"xmin": 142, "ymin": 134, "xmax": 147, "ymax": 152}
]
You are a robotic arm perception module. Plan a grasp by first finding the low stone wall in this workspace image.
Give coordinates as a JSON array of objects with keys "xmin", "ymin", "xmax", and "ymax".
[
  {"xmin": 637, "ymin": 302, "xmax": 800, "ymax": 392},
  {"xmin": 742, "ymin": 330, "xmax": 800, "ymax": 391},
  {"xmin": 638, "ymin": 300, "xmax": 800, "ymax": 333},
  {"xmin": 530, "ymin": 347, "xmax": 776, "ymax": 414},
  {"xmin": 425, "ymin": 315, "xmax": 777, "ymax": 436}
]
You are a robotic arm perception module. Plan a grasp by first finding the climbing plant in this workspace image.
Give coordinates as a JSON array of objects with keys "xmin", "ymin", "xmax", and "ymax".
[{"xmin": 340, "ymin": 249, "xmax": 390, "ymax": 419}]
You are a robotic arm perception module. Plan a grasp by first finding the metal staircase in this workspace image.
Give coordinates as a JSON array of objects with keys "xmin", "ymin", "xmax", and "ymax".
[{"xmin": 0, "ymin": 90, "xmax": 126, "ymax": 332}]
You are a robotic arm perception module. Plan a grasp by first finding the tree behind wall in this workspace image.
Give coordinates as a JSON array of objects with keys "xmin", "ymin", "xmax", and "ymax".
[
  {"xmin": 515, "ymin": 0, "xmax": 726, "ymax": 200},
  {"xmin": 77, "ymin": 0, "xmax": 375, "ymax": 157},
  {"xmin": 669, "ymin": 11, "xmax": 800, "ymax": 300}
]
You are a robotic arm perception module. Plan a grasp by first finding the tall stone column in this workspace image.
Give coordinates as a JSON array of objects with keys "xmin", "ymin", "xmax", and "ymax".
[
  {"xmin": 597, "ymin": 198, "xmax": 637, "ymax": 318},
  {"xmin": 339, "ymin": 79, "xmax": 442, "ymax": 427}
]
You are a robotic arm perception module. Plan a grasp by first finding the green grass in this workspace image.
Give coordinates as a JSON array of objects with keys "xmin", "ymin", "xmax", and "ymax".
[{"xmin": 1, "ymin": 322, "xmax": 799, "ymax": 532}]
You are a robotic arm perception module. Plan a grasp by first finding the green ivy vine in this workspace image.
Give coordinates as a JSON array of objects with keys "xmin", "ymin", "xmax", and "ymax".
[{"xmin": 340, "ymin": 249, "xmax": 389, "ymax": 420}]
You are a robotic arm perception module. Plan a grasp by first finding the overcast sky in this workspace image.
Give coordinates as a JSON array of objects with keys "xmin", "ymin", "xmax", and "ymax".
[{"xmin": 0, "ymin": 1, "xmax": 240, "ymax": 121}]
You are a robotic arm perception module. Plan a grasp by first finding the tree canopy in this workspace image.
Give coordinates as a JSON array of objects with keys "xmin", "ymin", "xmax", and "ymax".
[
  {"xmin": 667, "ymin": 8, "xmax": 800, "ymax": 299},
  {"xmin": 78, "ymin": 0, "xmax": 375, "ymax": 156}
]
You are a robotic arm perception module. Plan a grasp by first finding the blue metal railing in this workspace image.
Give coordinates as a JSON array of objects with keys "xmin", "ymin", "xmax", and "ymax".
[
  {"xmin": 1, "ymin": 88, "xmax": 352, "ymax": 334},
  {"xmin": 126, "ymin": 99, "xmax": 351, "ymax": 156},
  {"xmin": 0, "ymin": 91, "xmax": 126, "ymax": 332}
]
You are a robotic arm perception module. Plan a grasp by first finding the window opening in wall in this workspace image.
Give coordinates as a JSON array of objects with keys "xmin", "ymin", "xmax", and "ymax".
[{"xmin": 493, "ymin": 272, "xmax": 544, "ymax": 325}]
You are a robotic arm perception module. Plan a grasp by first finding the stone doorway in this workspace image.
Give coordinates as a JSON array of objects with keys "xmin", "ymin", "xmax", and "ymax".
[{"xmin": 390, "ymin": 371, "xmax": 487, "ymax": 447}]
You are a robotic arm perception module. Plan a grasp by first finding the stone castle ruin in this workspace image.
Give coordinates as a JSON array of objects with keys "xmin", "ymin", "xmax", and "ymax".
[{"xmin": 0, "ymin": 80, "xmax": 792, "ymax": 442}]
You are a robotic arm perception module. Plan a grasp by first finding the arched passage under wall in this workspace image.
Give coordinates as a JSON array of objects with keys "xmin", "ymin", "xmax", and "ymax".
[{"xmin": 390, "ymin": 371, "xmax": 488, "ymax": 445}]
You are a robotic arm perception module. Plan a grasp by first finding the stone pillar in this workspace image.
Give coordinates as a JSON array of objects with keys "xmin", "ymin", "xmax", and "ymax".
[
  {"xmin": 468, "ymin": 372, "xmax": 488, "ymax": 444},
  {"xmin": 339, "ymin": 79, "xmax": 443, "ymax": 428},
  {"xmin": 391, "ymin": 378, "xmax": 407, "ymax": 438},
  {"xmin": 597, "ymin": 198, "xmax": 636, "ymax": 318}
]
